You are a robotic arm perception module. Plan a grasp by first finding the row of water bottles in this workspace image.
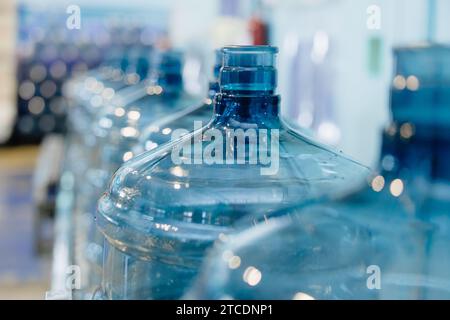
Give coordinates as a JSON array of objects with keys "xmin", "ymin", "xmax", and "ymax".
[
  {"xmin": 60, "ymin": 42, "xmax": 450, "ymax": 300},
  {"xmin": 13, "ymin": 14, "xmax": 164, "ymax": 145}
]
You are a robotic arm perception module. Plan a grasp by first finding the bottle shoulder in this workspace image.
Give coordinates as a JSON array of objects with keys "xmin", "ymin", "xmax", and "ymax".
[
  {"xmin": 93, "ymin": 93, "xmax": 201, "ymax": 142},
  {"xmin": 98, "ymin": 120, "xmax": 371, "ymax": 245},
  {"xmin": 136, "ymin": 101, "xmax": 214, "ymax": 153}
]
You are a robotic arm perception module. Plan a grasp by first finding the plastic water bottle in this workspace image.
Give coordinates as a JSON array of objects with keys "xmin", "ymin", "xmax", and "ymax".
[
  {"xmin": 67, "ymin": 44, "xmax": 152, "ymax": 140},
  {"xmin": 96, "ymin": 45, "xmax": 370, "ymax": 299}
]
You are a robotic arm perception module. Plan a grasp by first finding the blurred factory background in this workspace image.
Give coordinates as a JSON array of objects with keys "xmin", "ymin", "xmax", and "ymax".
[{"xmin": 0, "ymin": 0, "xmax": 449, "ymax": 299}]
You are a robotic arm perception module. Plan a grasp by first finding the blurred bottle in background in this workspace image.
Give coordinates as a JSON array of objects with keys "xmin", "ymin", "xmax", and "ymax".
[
  {"xmin": 68, "ymin": 42, "xmax": 155, "ymax": 299},
  {"xmin": 4, "ymin": 0, "xmax": 448, "ymax": 301},
  {"xmin": 96, "ymin": 45, "xmax": 370, "ymax": 300},
  {"xmin": 188, "ymin": 123, "xmax": 439, "ymax": 299},
  {"xmin": 249, "ymin": 0, "xmax": 270, "ymax": 45},
  {"xmin": 135, "ymin": 49, "xmax": 222, "ymax": 155},
  {"xmin": 48, "ymin": 2, "xmax": 172, "ymax": 299},
  {"xmin": 270, "ymin": 0, "xmax": 450, "ymax": 168}
]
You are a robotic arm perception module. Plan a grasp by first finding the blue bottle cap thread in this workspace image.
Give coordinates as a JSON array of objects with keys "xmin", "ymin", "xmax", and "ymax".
[
  {"xmin": 220, "ymin": 45, "xmax": 278, "ymax": 94},
  {"xmin": 213, "ymin": 49, "xmax": 223, "ymax": 80}
]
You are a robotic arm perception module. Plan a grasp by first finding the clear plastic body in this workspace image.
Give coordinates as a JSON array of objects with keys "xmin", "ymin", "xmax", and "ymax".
[
  {"xmin": 60, "ymin": 47, "xmax": 154, "ymax": 299},
  {"xmin": 188, "ymin": 126, "xmax": 450, "ymax": 300},
  {"xmin": 61, "ymin": 46, "xmax": 151, "ymax": 269},
  {"xmin": 74, "ymin": 50, "xmax": 201, "ymax": 296},
  {"xmin": 188, "ymin": 199, "xmax": 450, "ymax": 299},
  {"xmin": 96, "ymin": 46, "xmax": 370, "ymax": 300}
]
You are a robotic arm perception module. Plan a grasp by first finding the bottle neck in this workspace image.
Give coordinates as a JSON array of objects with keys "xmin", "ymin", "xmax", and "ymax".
[{"xmin": 213, "ymin": 92, "xmax": 280, "ymax": 126}]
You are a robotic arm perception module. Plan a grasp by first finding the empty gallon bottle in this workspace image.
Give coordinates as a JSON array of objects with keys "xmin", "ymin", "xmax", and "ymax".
[
  {"xmin": 91, "ymin": 49, "xmax": 201, "ymax": 188},
  {"xmin": 74, "ymin": 49, "xmax": 201, "ymax": 297},
  {"xmin": 391, "ymin": 44, "xmax": 450, "ymax": 137},
  {"xmin": 134, "ymin": 49, "xmax": 222, "ymax": 155},
  {"xmin": 63, "ymin": 45, "xmax": 152, "ymax": 192},
  {"xmin": 67, "ymin": 44, "xmax": 152, "ymax": 140},
  {"xmin": 188, "ymin": 120, "xmax": 450, "ymax": 300},
  {"xmin": 96, "ymin": 45, "xmax": 370, "ymax": 300}
]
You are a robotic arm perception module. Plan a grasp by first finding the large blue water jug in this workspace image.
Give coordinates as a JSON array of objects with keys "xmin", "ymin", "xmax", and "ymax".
[{"xmin": 96, "ymin": 45, "xmax": 370, "ymax": 299}]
